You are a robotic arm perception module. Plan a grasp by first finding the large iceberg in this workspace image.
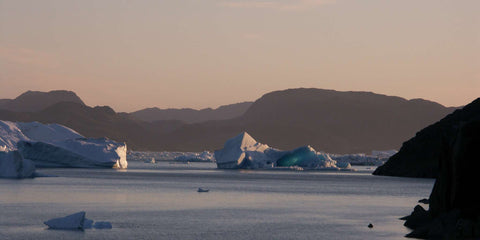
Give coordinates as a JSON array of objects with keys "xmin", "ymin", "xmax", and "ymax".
[
  {"xmin": 0, "ymin": 150, "xmax": 35, "ymax": 178},
  {"xmin": 0, "ymin": 120, "xmax": 127, "ymax": 168},
  {"xmin": 214, "ymin": 132, "xmax": 351, "ymax": 170},
  {"xmin": 214, "ymin": 132, "xmax": 284, "ymax": 169}
]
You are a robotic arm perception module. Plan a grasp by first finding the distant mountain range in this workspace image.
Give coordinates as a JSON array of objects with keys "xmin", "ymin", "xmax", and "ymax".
[
  {"xmin": 0, "ymin": 88, "xmax": 459, "ymax": 153},
  {"xmin": 0, "ymin": 90, "xmax": 85, "ymax": 112},
  {"xmin": 131, "ymin": 102, "xmax": 253, "ymax": 124}
]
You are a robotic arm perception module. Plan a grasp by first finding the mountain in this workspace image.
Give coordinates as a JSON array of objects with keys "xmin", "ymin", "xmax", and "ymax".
[
  {"xmin": 151, "ymin": 88, "xmax": 456, "ymax": 153},
  {"xmin": 0, "ymin": 90, "xmax": 85, "ymax": 112},
  {"xmin": 373, "ymin": 98, "xmax": 480, "ymax": 178},
  {"xmin": 130, "ymin": 102, "xmax": 253, "ymax": 123},
  {"xmin": 0, "ymin": 88, "xmax": 459, "ymax": 153},
  {"xmin": 0, "ymin": 101, "xmax": 179, "ymax": 150}
]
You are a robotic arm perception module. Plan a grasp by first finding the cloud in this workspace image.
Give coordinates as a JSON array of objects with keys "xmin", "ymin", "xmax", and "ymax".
[{"xmin": 220, "ymin": 0, "xmax": 335, "ymax": 11}]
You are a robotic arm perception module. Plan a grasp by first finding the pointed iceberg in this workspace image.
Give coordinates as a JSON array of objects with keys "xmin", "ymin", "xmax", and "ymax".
[
  {"xmin": 214, "ymin": 132, "xmax": 282, "ymax": 169},
  {"xmin": 44, "ymin": 211, "xmax": 86, "ymax": 230}
]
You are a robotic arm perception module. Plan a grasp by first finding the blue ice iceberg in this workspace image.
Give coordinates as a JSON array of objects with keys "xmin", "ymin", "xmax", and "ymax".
[{"xmin": 214, "ymin": 132, "xmax": 352, "ymax": 170}]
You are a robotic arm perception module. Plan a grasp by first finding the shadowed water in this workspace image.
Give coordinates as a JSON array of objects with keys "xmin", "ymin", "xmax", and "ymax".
[{"xmin": 0, "ymin": 162, "xmax": 433, "ymax": 239}]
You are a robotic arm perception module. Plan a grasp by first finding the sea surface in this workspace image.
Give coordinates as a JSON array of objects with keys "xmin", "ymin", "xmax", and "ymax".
[{"xmin": 0, "ymin": 161, "xmax": 434, "ymax": 240}]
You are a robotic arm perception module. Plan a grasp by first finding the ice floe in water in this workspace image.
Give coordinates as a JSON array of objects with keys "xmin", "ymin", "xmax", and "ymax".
[
  {"xmin": 215, "ymin": 132, "xmax": 354, "ymax": 170},
  {"xmin": 44, "ymin": 211, "xmax": 112, "ymax": 230},
  {"xmin": 44, "ymin": 211, "xmax": 87, "ymax": 230},
  {"xmin": 0, "ymin": 120, "xmax": 127, "ymax": 168}
]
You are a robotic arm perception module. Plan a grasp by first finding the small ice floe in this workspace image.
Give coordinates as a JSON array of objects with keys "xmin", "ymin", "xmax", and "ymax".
[
  {"xmin": 197, "ymin": 188, "xmax": 209, "ymax": 192},
  {"xmin": 44, "ymin": 211, "xmax": 86, "ymax": 230},
  {"xmin": 44, "ymin": 211, "xmax": 112, "ymax": 230},
  {"xmin": 93, "ymin": 221, "xmax": 113, "ymax": 229}
]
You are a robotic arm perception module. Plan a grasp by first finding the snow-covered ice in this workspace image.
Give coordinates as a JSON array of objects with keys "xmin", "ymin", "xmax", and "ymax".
[
  {"xmin": 0, "ymin": 150, "xmax": 36, "ymax": 178},
  {"xmin": 0, "ymin": 120, "xmax": 127, "ymax": 168}
]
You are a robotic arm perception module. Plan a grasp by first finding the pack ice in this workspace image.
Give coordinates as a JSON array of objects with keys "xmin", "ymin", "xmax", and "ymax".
[
  {"xmin": 0, "ymin": 120, "xmax": 127, "ymax": 169},
  {"xmin": 214, "ymin": 132, "xmax": 351, "ymax": 170}
]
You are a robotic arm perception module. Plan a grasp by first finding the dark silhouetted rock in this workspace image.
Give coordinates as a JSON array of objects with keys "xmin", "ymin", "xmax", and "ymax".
[
  {"xmin": 374, "ymin": 98, "xmax": 480, "ymax": 178},
  {"xmin": 403, "ymin": 119, "xmax": 480, "ymax": 239}
]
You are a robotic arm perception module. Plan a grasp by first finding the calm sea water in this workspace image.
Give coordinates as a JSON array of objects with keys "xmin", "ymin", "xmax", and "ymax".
[{"xmin": 0, "ymin": 161, "xmax": 434, "ymax": 240}]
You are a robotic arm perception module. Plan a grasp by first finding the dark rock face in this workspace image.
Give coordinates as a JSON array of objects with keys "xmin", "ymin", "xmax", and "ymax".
[
  {"xmin": 403, "ymin": 119, "xmax": 480, "ymax": 239},
  {"xmin": 374, "ymin": 98, "xmax": 480, "ymax": 178}
]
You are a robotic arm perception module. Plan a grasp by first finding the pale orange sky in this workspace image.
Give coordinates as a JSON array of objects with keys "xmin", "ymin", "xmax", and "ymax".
[{"xmin": 0, "ymin": 0, "xmax": 479, "ymax": 112}]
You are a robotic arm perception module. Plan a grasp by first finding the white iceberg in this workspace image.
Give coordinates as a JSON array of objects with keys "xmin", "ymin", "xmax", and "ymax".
[
  {"xmin": 214, "ymin": 132, "xmax": 283, "ymax": 169},
  {"xmin": 214, "ymin": 132, "xmax": 351, "ymax": 170},
  {"xmin": 0, "ymin": 120, "xmax": 127, "ymax": 168},
  {"xmin": 44, "ymin": 211, "xmax": 86, "ymax": 230},
  {"xmin": 0, "ymin": 150, "xmax": 36, "ymax": 178}
]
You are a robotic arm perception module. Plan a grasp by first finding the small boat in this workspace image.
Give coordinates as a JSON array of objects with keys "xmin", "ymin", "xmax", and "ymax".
[{"xmin": 197, "ymin": 188, "xmax": 209, "ymax": 192}]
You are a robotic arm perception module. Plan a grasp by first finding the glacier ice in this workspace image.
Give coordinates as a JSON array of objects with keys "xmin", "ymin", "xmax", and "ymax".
[
  {"xmin": 0, "ymin": 150, "xmax": 36, "ymax": 178},
  {"xmin": 0, "ymin": 120, "xmax": 127, "ymax": 168},
  {"xmin": 214, "ymin": 132, "xmax": 351, "ymax": 170}
]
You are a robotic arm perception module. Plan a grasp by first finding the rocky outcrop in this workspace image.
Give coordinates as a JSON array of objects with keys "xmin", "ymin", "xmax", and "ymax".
[
  {"xmin": 402, "ymin": 119, "xmax": 480, "ymax": 239},
  {"xmin": 373, "ymin": 98, "xmax": 480, "ymax": 178}
]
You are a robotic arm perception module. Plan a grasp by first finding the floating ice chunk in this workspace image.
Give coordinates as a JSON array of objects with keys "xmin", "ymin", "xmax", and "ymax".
[
  {"xmin": 214, "ymin": 132, "xmax": 280, "ymax": 169},
  {"xmin": 84, "ymin": 218, "xmax": 94, "ymax": 229},
  {"xmin": 44, "ymin": 211, "xmax": 86, "ymax": 230},
  {"xmin": 0, "ymin": 151, "xmax": 36, "ymax": 178},
  {"xmin": 0, "ymin": 120, "xmax": 127, "ymax": 168},
  {"xmin": 215, "ymin": 132, "xmax": 352, "ymax": 170},
  {"xmin": 93, "ymin": 221, "xmax": 112, "ymax": 229}
]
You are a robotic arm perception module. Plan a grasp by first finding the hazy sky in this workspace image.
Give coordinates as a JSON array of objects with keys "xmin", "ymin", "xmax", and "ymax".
[{"xmin": 0, "ymin": 0, "xmax": 478, "ymax": 112}]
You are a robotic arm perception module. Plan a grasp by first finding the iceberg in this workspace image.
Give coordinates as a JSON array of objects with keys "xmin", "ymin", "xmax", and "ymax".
[
  {"xmin": 214, "ymin": 132, "xmax": 284, "ymax": 169},
  {"xmin": 214, "ymin": 132, "xmax": 351, "ymax": 170},
  {"xmin": 93, "ymin": 221, "xmax": 112, "ymax": 229},
  {"xmin": 0, "ymin": 120, "xmax": 127, "ymax": 168},
  {"xmin": 0, "ymin": 150, "xmax": 36, "ymax": 178},
  {"xmin": 44, "ymin": 211, "xmax": 86, "ymax": 230},
  {"xmin": 44, "ymin": 211, "xmax": 112, "ymax": 230}
]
